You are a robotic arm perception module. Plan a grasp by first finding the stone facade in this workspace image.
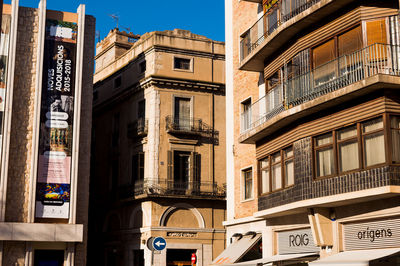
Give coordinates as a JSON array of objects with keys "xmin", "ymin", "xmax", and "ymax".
[
  {"xmin": 89, "ymin": 29, "xmax": 226, "ymax": 266},
  {"xmin": 0, "ymin": 2, "xmax": 95, "ymax": 266}
]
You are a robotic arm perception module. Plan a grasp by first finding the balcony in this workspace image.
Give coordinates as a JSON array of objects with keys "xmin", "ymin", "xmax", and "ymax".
[
  {"xmin": 165, "ymin": 116, "xmax": 216, "ymax": 137},
  {"xmin": 119, "ymin": 178, "xmax": 226, "ymax": 199},
  {"xmin": 240, "ymin": 0, "xmax": 355, "ymax": 71},
  {"xmin": 127, "ymin": 118, "xmax": 148, "ymax": 139},
  {"xmin": 240, "ymin": 43, "xmax": 400, "ymax": 142}
]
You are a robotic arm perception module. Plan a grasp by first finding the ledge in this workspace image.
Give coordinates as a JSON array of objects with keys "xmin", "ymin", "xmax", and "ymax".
[
  {"xmin": 239, "ymin": 74, "xmax": 400, "ymax": 143},
  {"xmin": 254, "ymin": 186, "xmax": 400, "ymax": 219},
  {"xmin": 0, "ymin": 222, "xmax": 83, "ymax": 242}
]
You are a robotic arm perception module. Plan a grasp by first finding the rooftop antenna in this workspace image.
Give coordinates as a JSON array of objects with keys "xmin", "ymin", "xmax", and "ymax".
[
  {"xmin": 108, "ymin": 14, "xmax": 120, "ymax": 29},
  {"xmin": 121, "ymin": 26, "xmax": 131, "ymax": 32}
]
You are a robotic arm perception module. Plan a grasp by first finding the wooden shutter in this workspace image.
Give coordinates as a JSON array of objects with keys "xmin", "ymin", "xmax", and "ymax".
[
  {"xmin": 138, "ymin": 152, "xmax": 144, "ymax": 181},
  {"xmin": 131, "ymin": 154, "xmax": 138, "ymax": 184},
  {"xmin": 192, "ymin": 152, "xmax": 201, "ymax": 192},
  {"xmin": 167, "ymin": 150, "xmax": 173, "ymax": 181}
]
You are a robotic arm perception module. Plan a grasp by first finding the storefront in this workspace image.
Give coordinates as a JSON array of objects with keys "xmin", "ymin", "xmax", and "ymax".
[
  {"xmin": 212, "ymin": 228, "xmax": 319, "ymax": 265},
  {"xmin": 311, "ymin": 216, "xmax": 400, "ymax": 265}
]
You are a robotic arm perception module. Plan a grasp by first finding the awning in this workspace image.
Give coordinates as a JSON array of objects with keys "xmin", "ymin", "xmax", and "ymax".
[
  {"xmin": 211, "ymin": 233, "xmax": 262, "ymax": 265},
  {"xmin": 309, "ymin": 248, "xmax": 400, "ymax": 266},
  {"xmin": 217, "ymin": 252, "xmax": 319, "ymax": 266}
]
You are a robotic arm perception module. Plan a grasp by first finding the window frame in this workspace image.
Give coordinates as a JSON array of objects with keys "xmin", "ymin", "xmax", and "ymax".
[
  {"xmin": 173, "ymin": 56, "xmax": 194, "ymax": 72},
  {"xmin": 312, "ymin": 115, "xmax": 389, "ymax": 179},
  {"xmin": 258, "ymin": 145, "xmax": 294, "ymax": 196},
  {"xmin": 242, "ymin": 167, "xmax": 254, "ymax": 201}
]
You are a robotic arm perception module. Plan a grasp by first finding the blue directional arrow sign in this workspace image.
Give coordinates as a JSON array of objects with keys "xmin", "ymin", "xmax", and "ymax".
[{"xmin": 152, "ymin": 237, "xmax": 167, "ymax": 251}]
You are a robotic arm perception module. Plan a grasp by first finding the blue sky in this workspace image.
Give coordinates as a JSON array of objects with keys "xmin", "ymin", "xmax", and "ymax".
[{"xmin": 12, "ymin": 0, "xmax": 225, "ymax": 43}]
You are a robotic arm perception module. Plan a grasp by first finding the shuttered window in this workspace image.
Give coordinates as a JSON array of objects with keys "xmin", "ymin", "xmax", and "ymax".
[
  {"xmin": 366, "ymin": 19, "xmax": 388, "ymax": 46},
  {"xmin": 338, "ymin": 26, "xmax": 363, "ymax": 56},
  {"xmin": 312, "ymin": 39, "xmax": 335, "ymax": 69}
]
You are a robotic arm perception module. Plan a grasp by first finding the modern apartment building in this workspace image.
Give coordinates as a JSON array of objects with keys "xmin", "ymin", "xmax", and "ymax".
[
  {"xmin": 0, "ymin": 0, "xmax": 95, "ymax": 265},
  {"xmin": 88, "ymin": 28, "xmax": 226, "ymax": 266},
  {"xmin": 219, "ymin": 0, "xmax": 400, "ymax": 265}
]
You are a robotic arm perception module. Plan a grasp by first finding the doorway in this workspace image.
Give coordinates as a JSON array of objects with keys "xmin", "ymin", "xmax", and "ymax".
[{"xmin": 167, "ymin": 249, "xmax": 197, "ymax": 266}]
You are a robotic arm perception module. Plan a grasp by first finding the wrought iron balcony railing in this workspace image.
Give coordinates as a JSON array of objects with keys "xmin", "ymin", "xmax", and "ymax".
[
  {"xmin": 165, "ymin": 116, "xmax": 214, "ymax": 135},
  {"xmin": 240, "ymin": 0, "xmax": 322, "ymax": 62},
  {"xmin": 119, "ymin": 178, "xmax": 226, "ymax": 198},
  {"xmin": 127, "ymin": 118, "xmax": 148, "ymax": 139},
  {"xmin": 241, "ymin": 43, "xmax": 400, "ymax": 133}
]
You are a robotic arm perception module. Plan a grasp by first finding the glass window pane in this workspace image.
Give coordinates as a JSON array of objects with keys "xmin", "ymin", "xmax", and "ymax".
[
  {"xmin": 272, "ymin": 152, "xmax": 281, "ymax": 163},
  {"xmin": 272, "ymin": 163, "xmax": 282, "ymax": 190},
  {"xmin": 261, "ymin": 168, "xmax": 270, "ymax": 194},
  {"xmin": 244, "ymin": 170, "xmax": 253, "ymax": 199},
  {"xmin": 366, "ymin": 19, "xmax": 388, "ymax": 46},
  {"xmin": 363, "ymin": 117, "xmax": 383, "ymax": 133},
  {"xmin": 316, "ymin": 147, "xmax": 334, "ymax": 177},
  {"xmin": 364, "ymin": 132, "xmax": 385, "ymax": 166},
  {"xmin": 284, "ymin": 147, "xmax": 293, "ymax": 158},
  {"xmin": 338, "ymin": 26, "xmax": 363, "ymax": 56},
  {"xmin": 339, "ymin": 140, "xmax": 359, "ymax": 172},
  {"xmin": 391, "ymin": 116, "xmax": 400, "ymax": 129},
  {"xmin": 261, "ymin": 158, "xmax": 269, "ymax": 168},
  {"xmin": 285, "ymin": 159, "xmax": 294, "ymax": 186},
  {"xmin": 392, "ymin": 129, "xmax": 400, "ymax": 163},
  {"xmin": 338, "ymin": 126, "xmax": 357, "ymax": 140},
  {"xmin": 316, "ymin": 133, "xmax": 332, "ymax": 146},
  {"xmin": 313, "ymin": 39, "xmax": 336, "ymax": 68}
]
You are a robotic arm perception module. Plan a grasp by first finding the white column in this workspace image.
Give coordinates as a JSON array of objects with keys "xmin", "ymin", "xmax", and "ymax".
[
  {"xmin": 69, "ymin": 4, "xmax": 85, "ymax": 224},
  {"xmin": 224, "ymin": 0, "xmax": 235, "ymax": 221}
]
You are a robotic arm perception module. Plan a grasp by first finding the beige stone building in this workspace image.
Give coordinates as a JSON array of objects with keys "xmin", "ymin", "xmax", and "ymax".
[
  {"xmin": 89, "ymin": 28, "xmax": 226, "ymax": 266},
  {"xmin": 219, "ymin": 0, "xmax": 400, "ymax": 265},
  {"xmin": 0, "ymin": 0, "xmax": 95, "ymax": 265}
]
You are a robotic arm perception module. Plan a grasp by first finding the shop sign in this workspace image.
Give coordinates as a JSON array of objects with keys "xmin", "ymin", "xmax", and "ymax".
[
  {"xmin": 344, "ymin": 217, "xmax": 400, "ymax": 251},
  {"xmin": 277, "ymin": 228, "xmax": 319, "ymax": 254},
  {"xmin": 166, "ymin": 232, "xmax": 197, "ymax": 238}
]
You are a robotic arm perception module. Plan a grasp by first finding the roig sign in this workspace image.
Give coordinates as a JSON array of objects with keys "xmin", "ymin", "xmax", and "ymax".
[{"xmin": 277, "ymin": 228, "xmax": 319, "ymax": 254}]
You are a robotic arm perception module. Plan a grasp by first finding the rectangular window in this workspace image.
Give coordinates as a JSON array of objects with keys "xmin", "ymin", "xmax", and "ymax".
[
  {"xmin": 337, "ymin": 125, "xmax": 359, "ymax": 172},
  {"xmin": 313, "ymin": 116, "xmax": 388, "ymax": 178},
  {"xmin": 259, "ymin": 145, "xmax": 294, "ymax": 194},
  {"xmin": 132, "ymin": 152, "xmax": 144, "ymax": 185},
  {"xmin": 260, "ymin": 158, "xmax": 270, "ymax": 194},
  {"xmin": 114, "ymin": 76, "xmax": 122, "ymax": 89},
  {"xmin": 362, "ymin": 117, "xmax": 385, "ymax": 167},
  {"xmin": 271, "ymin": 152, "xmax": 282, "ymax": 191},
  {"xmin": 139, "ymin": 60, "xmax": 146, "ymax": 73},
  {"xmin": 174, "ymin": 151, "xmax": 191, "ymax": 189},
  {"xmin": 284, "ymin": 147, "xmax": 294, "ymax": 186},
  {"xmin": 243, "ymin": 168, "xmax": 253, "ymax": 200},
  {"xmin": 34, "ymin": 250, "xmax": 64, "ymax": 266},
  {"xmin": 174, "ymin": 57, "xmax": 191, "ymax": 70},
  {"xmin": 315, "ymin": 133, "xmax": 335, "ymax": 177},
  {"xmin": 174, "ymin": 97, "xmax": 191, "ymax": 130},
  {"xmin": 241, "ymin": 98, "xmax": 252, "ymax": 131},
  {"xmin": 391, "ymin": 116, "xmax": 400, "ymax": 163},
  {"xmin": 138, "ymin": 100, "xmax": 145, "ymax": 119},
  {"xmin": 366, "ymin": 19, "xmax": 388, "ymax": 46},
  {"xmin": 338, "ymin": 26, "xmax": 363, "ymax": 56}
]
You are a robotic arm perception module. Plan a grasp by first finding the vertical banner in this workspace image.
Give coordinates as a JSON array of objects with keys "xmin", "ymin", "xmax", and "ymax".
[
  {"xmin": 35, "ymin": 18, "xmax": 77, "ymax": 219},
  {"xmin": 0, "ymin": 13, "xmax": 11, "ymax": 158}
]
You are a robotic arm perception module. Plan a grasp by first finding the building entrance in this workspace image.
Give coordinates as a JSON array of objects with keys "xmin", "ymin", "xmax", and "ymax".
[{"xmin": 167, "ymin": 249, "xmax": 197, "ymax": 266}]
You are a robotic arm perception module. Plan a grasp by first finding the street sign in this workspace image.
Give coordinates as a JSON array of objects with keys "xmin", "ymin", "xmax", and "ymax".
[
  {"xmin": 152, "ymin": 236, "xmax": 167, "ymax": 251},
  {"xmin": 191, "ymin": 253, "xmax": 196, "ymax": 264}
]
